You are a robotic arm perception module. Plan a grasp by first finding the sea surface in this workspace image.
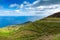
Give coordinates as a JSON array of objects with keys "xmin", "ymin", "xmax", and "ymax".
[{"xmin": 0, "ymin": 16, "xmax": 43, "ymax": 28}]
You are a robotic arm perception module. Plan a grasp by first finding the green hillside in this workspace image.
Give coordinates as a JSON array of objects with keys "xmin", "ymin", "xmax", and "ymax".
[
  {"xmin": 9, "ymin": 18, "xmax": 60, "ymax": 40},
  {"xmin": 0, "ymin": 18, "xmax": 59, "ymax": 40},
  {"xmin": 0, "ymin": 12, "xmax": 60, "ymax": 40}
]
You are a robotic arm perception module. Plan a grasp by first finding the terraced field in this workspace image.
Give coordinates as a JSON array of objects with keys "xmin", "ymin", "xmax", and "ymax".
[{"xmin": 0, "ymin": 18, "xmax": 60, "ymax": 40}]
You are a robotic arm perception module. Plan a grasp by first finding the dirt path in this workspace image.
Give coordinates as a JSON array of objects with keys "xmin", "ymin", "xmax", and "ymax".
[{"xmin": 34, "ymin": 34, "xmax": 60, "ymax": 40}]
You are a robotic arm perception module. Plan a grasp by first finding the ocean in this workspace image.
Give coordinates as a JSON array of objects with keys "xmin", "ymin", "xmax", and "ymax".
[{"xmin": 0, "ymin": 16, "xmax": 43, "ymax": 28}]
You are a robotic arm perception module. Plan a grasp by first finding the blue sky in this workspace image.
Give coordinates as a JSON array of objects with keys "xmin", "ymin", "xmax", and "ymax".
[
  {"xmin": 0, "ymin": 0, "xmax": 35, "ymax": 9},
  {"xmin": 0, "ymin": 0, "xmax": 60, "ymax": 16}
]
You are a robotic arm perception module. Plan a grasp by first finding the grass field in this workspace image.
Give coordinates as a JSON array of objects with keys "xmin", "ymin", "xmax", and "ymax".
[
  {"xmin": 52, "ymin": 34, "xmax": 60, "ymax": 40},
  {"xmin": 41, "ymin": 18, "xmax": 60, "ymax": 21},
  {"xmin": 0, "ymin": 18, "xmax": 60, "ymax": 40}
]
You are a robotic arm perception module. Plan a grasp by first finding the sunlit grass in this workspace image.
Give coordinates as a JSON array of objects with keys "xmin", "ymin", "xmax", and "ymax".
[
  {"xmin": 42, "ymin": 18, "xmax": 60, "ymax": 21},
  {"xmin": 0, "ymin": 18, "xmax": 60, "ymax": 40},
  {"xmin": 52, "ymin": 34, "xmax": 60, "ymax": 40}
]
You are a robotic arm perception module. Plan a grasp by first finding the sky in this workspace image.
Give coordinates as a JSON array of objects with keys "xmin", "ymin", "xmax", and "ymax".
[{"xmin": 0, "ymin": 0, "xmax": 60, "ymax": 16}]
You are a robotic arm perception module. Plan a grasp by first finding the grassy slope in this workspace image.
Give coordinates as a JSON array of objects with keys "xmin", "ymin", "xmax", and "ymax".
[
  {"xmin": 42, "ymin": 18, "xmax": 60, "ymax": 21},
  {"xmin": 0, "ymin": 18, "xmax": 60, "ymax": 40},
  {"xmin": 9, "ymin": 18, "xmax": 60, "ymax": 40}
]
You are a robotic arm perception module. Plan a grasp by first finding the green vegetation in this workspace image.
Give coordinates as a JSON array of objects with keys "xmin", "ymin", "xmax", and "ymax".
[
  {"xmin": 42, "ymin": 18, "xmax": 60, "ymax": 21},
  {"xmin": 52, "ymin": 35, "xmax": 60, "ymax": 40},
  {"xmin": 0, "ymin": 12, "xmax": 60, "ymax": 40},
  {"xmin": 0, "ymin": 18, "xmax": 59, "ymax": 40}
]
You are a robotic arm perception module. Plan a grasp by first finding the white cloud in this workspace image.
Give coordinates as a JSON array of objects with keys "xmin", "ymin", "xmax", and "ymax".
[
  {"xmin": 36, "ymin": 4, "xmax": 60, "ymax": 11},
  {"xmin": 32, "ymin": 0, "xmax": 40, "ymax": 5},
  {"xmin": 19, "ymin": 1, "xmax": 32, "ymax": 9},
  {"xmin": 0, "ymin": 4, "xmax": 60, "ymax": 16},
  {"xmin": 0, "ymin": 1, "xmax": 60, "ymax": 16},
  {"xmin": 15, "ymin": 10, "xmax": 20, "ymax": 13},
  {"xmin": 9, "ymin": 3, "xmax": 19, "ymax": 8},
  {"xmin": 20, "ymin": 4, "xmax": 24, "ymax": 9}
]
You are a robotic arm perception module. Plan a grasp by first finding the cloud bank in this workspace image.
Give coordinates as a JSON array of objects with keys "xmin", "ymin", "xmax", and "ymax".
[{"xmin": 0, "ymin": 0, "xmax": 60, "ymax": 16}]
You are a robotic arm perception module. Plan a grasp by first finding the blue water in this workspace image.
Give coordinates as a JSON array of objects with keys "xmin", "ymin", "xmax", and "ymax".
[
  {"xmin": 0, "ymin": 15, "xmax": 49, "ymax": 28},
  {"xmin": 0, "ymin": 16, "xmax": 43, "ymax": 28}
]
